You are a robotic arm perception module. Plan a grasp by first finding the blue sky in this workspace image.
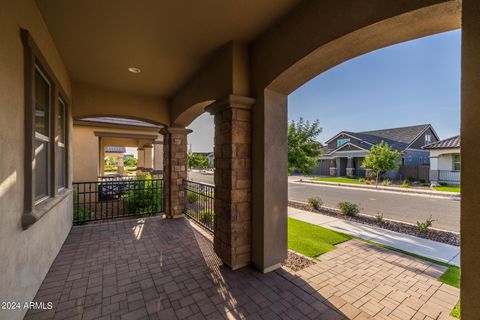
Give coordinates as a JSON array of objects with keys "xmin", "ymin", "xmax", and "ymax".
[
  {"xmin": 188, "ymin": 29, "xmax": 460, "ymax": 151},
  {"xmin": 288, "ymin": 29, "xmax": 461, "ymax": 143}
]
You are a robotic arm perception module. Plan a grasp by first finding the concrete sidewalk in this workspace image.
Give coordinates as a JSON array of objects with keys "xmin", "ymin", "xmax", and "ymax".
[{"xmin": 288, "ymin": 207, "xmax": 460, "ymax": 266}]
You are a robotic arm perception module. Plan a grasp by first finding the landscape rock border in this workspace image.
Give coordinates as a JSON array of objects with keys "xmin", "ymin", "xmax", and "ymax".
[
  {"xmin": 282, "ymin": 250, "xmax": 317, "ymax": 272},
  {"xmin": 289, "ymin": 200, "xmax": 460, "ymax": 246}
]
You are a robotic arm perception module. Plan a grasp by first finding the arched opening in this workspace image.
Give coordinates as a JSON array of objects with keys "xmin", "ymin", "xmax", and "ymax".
[{"xmin": 251, "ymin": 0, "xmax": 461, "ymax": 284}]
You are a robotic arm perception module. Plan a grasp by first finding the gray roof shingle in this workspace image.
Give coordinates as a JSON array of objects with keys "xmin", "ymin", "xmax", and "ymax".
[{"xmin": 324, "ymin": 124, "xmax": 434, "ymax": 155}]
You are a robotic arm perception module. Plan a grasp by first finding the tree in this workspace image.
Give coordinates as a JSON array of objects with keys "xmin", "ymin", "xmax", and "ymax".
[
  {"xmin": 188, "ymin": 154, "xmax": 209, "ymax": 169},
  {"xmin": 288, "ymin": 117, "xmax": 323, "ymax": 175},
  {"xmin": 361, "ymin": 141, "xmax": 401, "ymax": 187},
  {"xmin": 124, "ymin": 156, "xmax": 137, "ymax": 167}
]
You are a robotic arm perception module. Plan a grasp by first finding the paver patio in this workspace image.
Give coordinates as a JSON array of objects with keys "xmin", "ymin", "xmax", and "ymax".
[{"xmin": 25, "ymin": 216, "xmax": 458, "ymax": 320}]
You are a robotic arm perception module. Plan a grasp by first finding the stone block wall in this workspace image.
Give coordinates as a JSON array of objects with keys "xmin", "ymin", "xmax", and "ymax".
[{"xmin": 207, "ymin": 95, "xmax": 255, "ymax": 270}]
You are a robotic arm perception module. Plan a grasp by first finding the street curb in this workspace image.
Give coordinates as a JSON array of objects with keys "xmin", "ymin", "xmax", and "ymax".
[{"xmin": 298, "ymin": 179, "xmax": 461, "ymax": 199}]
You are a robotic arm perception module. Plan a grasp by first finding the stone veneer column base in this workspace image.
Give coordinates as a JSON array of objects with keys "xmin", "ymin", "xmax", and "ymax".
[
  {"xmin": 207, "ymin": 95, "xmax": 255, "ymax": 270},
  {"xmin": 161, "ymin": 127, "xmax": 192, "ymax": 219}
]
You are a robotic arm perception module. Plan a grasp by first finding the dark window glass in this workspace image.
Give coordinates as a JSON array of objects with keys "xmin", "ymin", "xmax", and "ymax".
[
  {"xmin": 35, "ymin": 140, "xmax": 49, "ymax": 200},
  {"xmin": 35, "ymin": 69, "xmax": 50, "ymax": 137},
  {"xmin": 453, "ymin": 154, "xmax": 461, "ymax": 171}
]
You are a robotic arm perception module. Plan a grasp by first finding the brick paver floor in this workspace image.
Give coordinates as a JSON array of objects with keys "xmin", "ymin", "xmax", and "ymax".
[{"xmin": 25, "ymin": 216, "xmax": 459, "ymax": 320}]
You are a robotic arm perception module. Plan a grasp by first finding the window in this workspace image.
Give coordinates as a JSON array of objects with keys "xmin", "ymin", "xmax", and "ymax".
[
  {"xmin": 425, "ymin": 134, "xmax": 432, "ymax": 145},
  {"xmin": 22, "ymin": 29, "xmax": 69, "ymax": 223},
  {"xmin": 34, "ymin": 67, "xmax": 51, "ymax": 202},
  {"xmin": 57, "ymin": 98, "xmax": 67, "ymax": 189},
  {"xmin": 337, "ymin": 138, "xmax": 350, "ymax": 147},
  {"xmin": 453, "ymin": 154, "xmax": 461, "ymax": 171}
]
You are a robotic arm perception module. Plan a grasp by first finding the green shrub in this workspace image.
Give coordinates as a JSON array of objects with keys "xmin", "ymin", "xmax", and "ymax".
[
  {"xmin": 439, "ymin": 182, "xmax": 449, "ymax": 187},
  {"xmin": 408, "ymin": 176, "xmax": 415, "ymax": 182},
  {"xmin": 358, "ymin": 177, "xmax": 366, "ymax": 183},
  {"xmin": 199, "ymin": 209, "xmax": 214, "ymax": 225},
  {"xmin": 401, "ymin": 180, "xmax": 410, "ymax": 188},
  {"xmin": 187, "ymin": 191, "xmax": 199, "ymax": 204},
  {"xmin": 418, "ymin": 179, "xmax": 426, "ymax": 184},
  {"xmin": 73, "ymin": 208, "xmax": 92, "ymax": 224},
  {"xmin": 124, "ymin": 175, "xmax": 163, "ymax": 213},
  {"xmin": 337, "ymin": 202, "xmax": 360, "ymax": 216},
  {"xmin": 381, "ymin": 179, "xmax": 392, "ymax": 186},
  {"xmin": 417, "ymin": 215, "xmax": 436, "ymax": 232},
  {"xmin": 375, "ymin": 213, "xmax": 384, "ymax": 222},
  {"xmin": 307, "ymin": 196, "xmax": 323, "ymax": 210}
]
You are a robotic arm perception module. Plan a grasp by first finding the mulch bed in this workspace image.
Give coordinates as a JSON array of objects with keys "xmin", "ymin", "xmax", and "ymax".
[
  {"xmin": 282, "ymin": 250, "xmax": 316, "ymax": 272},
  {"xmin": 289, "ymin": 200, "xmax": 460, "ymax": 247}
]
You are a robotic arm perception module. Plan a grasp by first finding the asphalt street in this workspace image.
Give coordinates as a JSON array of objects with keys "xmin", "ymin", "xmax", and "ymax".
[{"xmin": 187, "ymin": 171, "xmax": 460, "ymax": 232}]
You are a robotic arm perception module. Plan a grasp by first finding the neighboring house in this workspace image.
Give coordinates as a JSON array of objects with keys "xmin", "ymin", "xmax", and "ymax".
[
  {"xmin": 424, "ymin": 135, "xmax": 461, "ymax": 185},
  {"xmin": 315, "ymin": 124, "xmax": 439, "ymax": 179}
]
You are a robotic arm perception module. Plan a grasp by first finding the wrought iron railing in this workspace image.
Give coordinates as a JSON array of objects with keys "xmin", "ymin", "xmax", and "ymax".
[
  {"xmin": 73, "ymin": 177, "xmax": 164, "ymax": 225},
  {"xmin": 183, "ymin": 180, "xmax": 214, "ymax": 232}
]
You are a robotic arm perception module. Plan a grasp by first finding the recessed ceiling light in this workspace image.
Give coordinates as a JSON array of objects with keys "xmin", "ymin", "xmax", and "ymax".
[{"xmin": 128, "ymin": 67, "xmax": 141, "ymax": 74}]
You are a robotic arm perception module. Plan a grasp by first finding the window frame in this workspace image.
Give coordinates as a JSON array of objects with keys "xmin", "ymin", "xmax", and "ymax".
[
  {"xmin": 22, "ymin": 29, "xmax": 70, "ymax": 228},
  {"xmin": 337, "ymin": 138, "xmax": 350, "ymax": 148},
  {"xmin": 57, "ymin": 97, "xmax": 68, "ymax": 190},
  {"xmin": 425, "ymin": 134, "xmax": 432, "ymax": 145},
  {"xmin": 453, "ymin": 153, "xmax": 461, "ymax": 172}
]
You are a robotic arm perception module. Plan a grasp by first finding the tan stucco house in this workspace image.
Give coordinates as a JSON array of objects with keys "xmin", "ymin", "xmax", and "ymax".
[{"xmin": 1, "ymin": 1, "xmax": 480, "ymax": 319}]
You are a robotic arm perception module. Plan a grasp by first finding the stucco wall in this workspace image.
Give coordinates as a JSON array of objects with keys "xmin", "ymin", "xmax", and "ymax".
[
  {"xmin": 429, "ymin": 148, "xmax": 459, "ymax": 170},
  {"xmin": 72, "ymin": 82, "xmax": 170, "ymax": 126},
  {"xmin": 0, "ymin": 1, "xmax": 73, "ymax": 319}
]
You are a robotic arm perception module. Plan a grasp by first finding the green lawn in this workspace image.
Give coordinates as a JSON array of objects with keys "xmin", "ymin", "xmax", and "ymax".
[
  {"xmin": 288, "ymin": 217, "xmax": 352, "ymax": 257},
  {"xmin": 311, "ymin": 177, "xmax": 364, "ymax": 184},
  {"xmin": 439, "ymin": 265, "xmax": 461, "ymax": 288},
  {"xmin": 434, "ymin": 185, "xmax": 461, "ymax": 193},
  {"xmin": 451, "ymin": 302, "xmax": 460, "ymax": 319}
]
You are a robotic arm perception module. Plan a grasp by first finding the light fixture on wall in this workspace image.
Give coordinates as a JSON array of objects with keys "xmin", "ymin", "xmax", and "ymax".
[{"xmin": 128, "ymin": 67, "xmax": 141, "ymax": 74}]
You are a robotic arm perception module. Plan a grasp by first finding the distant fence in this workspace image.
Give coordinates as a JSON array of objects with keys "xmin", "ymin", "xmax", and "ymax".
[
  {"xmin": 431, "ymin": 170, "xmax": 461, "ymax": 184},
  {"xmin": 398, "ymin": 165, "xmax": 430, "ymax": 181}
]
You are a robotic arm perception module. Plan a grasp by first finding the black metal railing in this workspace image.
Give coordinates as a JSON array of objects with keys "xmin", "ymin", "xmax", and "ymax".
[
  {"xmin": 183, "ymin": 180, "xmax": 214, "ymax": 232},
  {"xmin": 73, "ymin": 177, "xmax": 164, "ymax": 225}
]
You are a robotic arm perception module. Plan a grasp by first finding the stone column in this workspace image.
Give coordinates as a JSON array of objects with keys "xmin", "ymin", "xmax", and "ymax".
[
  {"xmin": 143, "ymin": 144, "xmax": 154, "ymax": 171},
  {"xmin": 153, "ymin": 140, "xmax": 164, "ymax": 174},
  {"xmin": 117, "ymin": 155, "xmax": 125, "ymax": 174},
  {"xmin": 329, "ymin": 159, "xmax": 336, "ymax": 176},
  {"xmin": 136, "ymin": 147, "xmax": 145, "ymax": 174},
  {"xmin": 161, "ymin": 127, "xmax": 191, "ymax": 219},
  {"xmin": 206, "ymin": 95, "xmax": 255, "ymax": 270},
  {"xmin": 346, "ymin": 157, "xmax": 354, "ymax": 177}
]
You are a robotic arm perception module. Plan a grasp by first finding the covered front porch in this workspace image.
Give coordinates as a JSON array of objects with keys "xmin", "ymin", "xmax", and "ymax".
[
  {"xmin": 25, "ymin": 216, "xmax": 458, "ymax": 320},
  {"xmin": 322, "ymin": 156, "xmax": 367, "ymax": 178}
]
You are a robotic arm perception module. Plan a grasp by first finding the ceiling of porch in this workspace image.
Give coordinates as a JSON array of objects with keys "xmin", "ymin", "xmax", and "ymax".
[{"xmin": 35, "ymin": 0, "xmax": 299, "ymax": 97}]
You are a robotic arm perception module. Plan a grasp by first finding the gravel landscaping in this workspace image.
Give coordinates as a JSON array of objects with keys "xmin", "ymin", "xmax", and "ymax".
[
  {"xmin": 289, "ymin": 200, "xmax": 460, "ymax": 246},
  {"xmin": 282, "ymin": 250, "xmax": 316, "ymax": 271}
]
